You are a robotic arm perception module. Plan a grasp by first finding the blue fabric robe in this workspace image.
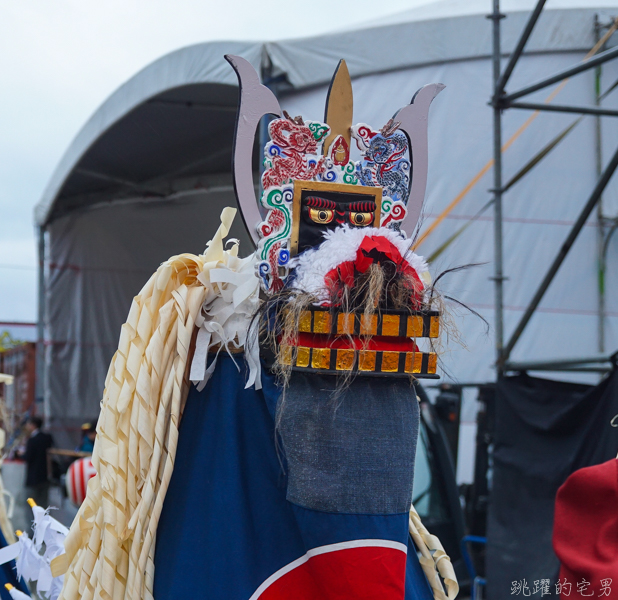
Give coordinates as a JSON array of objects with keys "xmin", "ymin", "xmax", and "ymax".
[{"xmin": 154, "ymin": 355, "xmax": 433, "ymax": 599}]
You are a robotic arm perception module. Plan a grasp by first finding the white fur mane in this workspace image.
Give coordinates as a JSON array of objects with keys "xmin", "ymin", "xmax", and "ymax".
[{"xmin": 289, "ymin": 226, "xmax": 430, "ymax": 304}]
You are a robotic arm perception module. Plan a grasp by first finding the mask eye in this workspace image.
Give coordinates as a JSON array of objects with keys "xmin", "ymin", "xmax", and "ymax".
[
  {"xmin": 349, "ymin": 212, "xmax": 374, "ymax": 227},
  {"xmin": 309, "ymin": 208, "xmax": 334, "ymax": 224}
]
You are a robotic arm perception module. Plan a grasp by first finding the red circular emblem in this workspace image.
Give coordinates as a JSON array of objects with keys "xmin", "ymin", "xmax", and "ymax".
[{"xmin": 250, "ymin": 540, "xmax": 407, "ymax": 599}]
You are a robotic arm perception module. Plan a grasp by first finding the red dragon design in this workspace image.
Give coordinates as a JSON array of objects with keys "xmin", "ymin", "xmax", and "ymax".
[{"xmin": 262, "ymin": 117, "xmax": 326, "ymax": 190}]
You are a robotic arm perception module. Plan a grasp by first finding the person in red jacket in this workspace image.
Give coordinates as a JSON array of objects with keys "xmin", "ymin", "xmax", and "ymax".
[{"xmin": 553, "ymin": 458, "xmax": 618, "ymax": 598}]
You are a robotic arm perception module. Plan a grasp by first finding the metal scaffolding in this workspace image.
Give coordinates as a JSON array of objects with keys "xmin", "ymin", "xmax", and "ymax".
[{"xmin": 490, "ymin": 0, "xmax": 618, "ymax": 375}]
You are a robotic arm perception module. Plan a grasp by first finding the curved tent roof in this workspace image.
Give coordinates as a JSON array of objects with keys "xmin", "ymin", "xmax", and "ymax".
[
  {"xmin": 34, "ymin": 1, "xmax": 618, "ymax": 228},
  {"xmin": 34, "ymin": 41, "xmax": 264, "ymax": 227}
]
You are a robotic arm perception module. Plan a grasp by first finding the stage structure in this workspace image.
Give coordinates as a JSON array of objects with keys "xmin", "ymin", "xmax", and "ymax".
[
  {"xmin": 490, "ymin": 0, "xmax": 618, "ymax": 376},
  {"xmin": 34, "ymin": 1, "xmax": 618, "ymax": 446}
]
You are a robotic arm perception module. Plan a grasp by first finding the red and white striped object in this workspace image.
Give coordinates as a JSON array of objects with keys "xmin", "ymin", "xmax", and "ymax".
[{"xmin": 66, "ymin": 457, "xmax": 96, "ymax": 506}]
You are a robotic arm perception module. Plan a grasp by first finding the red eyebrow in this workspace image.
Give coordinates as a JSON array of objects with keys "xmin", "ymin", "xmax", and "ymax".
[
  {"xmin": 304, "ymin": 196, "xmax": 337, "ymax": 209},
  {"xmin": 348, "ymin": 201, "xmax": 376, "ymax": 212}
]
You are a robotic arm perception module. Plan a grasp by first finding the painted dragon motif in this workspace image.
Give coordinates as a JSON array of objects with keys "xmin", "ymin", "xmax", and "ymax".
[
  {"xmin": 262, "ymin": 115, "xmax": 329, "ymax": 189},
  {"xmin": 352, "ymin": 121, "xmax": 411, "ymax": 206}
]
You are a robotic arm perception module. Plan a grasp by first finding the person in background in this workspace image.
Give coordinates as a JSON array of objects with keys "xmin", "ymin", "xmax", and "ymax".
[
  {"xmin": 20, "ymin": 416, "xmax": 54, "ymax": 508},
  {"xmin": 77, "ymin": 422, "xmax": 96, "ymax": 453}
]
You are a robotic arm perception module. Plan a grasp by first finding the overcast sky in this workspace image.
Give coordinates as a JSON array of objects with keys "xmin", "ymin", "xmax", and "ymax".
[{"xmin": 0, "ymin": 0, "xmax": 442, "ymax": 325}]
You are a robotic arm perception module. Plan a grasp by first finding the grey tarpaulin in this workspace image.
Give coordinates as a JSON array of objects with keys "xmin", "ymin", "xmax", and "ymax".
[
  {"xmin": 35, "ymin": 1, "xmax": 618, "ymax": 444},
  {"xmin": 486, "ymin": 369, "xmax": 618, "ymax": 599},
  {"xmin": 44, "ymin": 181, "xmax": 252, "ymax": 445}
]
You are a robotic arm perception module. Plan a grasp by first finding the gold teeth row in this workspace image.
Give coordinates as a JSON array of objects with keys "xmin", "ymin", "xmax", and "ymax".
[
  {"xmin": 281, "ymin": 346, "xmax": 438, "ymax": 375},
  {"xmin": 296, "ymin": 310, "xmax": 440, "ymax": 338}
]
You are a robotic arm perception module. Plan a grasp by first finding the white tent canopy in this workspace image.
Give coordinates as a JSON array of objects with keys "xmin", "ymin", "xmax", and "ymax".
[
  {"xmin": 35, "ymin": 1, "xmax": 618, "ymax": 227},
  {"xmin": 34, "ymin": 1, "xmax": 618, "ymax": 442}
]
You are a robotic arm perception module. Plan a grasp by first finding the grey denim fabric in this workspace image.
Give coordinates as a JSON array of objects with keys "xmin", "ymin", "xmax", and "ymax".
[{"xmin": 278, "ymin": 372, "xmax": 419, "ymax": 514}]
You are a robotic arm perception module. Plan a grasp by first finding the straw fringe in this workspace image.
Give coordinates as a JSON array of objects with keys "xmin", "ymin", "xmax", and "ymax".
[
  {"xmin": 0, "ymin": 474, "xmax": 15, "ymax": 545},
  {"xmin": 51, "ymin": 253, "xmax": 208, "ymax": 600},
  {"xmin": 409, "ymin": 504, "xmax": 459, "ymax": 600}
]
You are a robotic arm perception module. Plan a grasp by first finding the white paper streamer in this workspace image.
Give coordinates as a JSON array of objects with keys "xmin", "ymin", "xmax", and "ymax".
[
  {"xmin": 31, "ymin": 506, "xmax": 69, "ymax": 567},
  {"xmin": 0, "ymin": 504, "xmax": 70, "ymax": 600},
  {"xmin": 5, "ymin": 586, "xmax": 30, "ymax": 600},
  {"xmin": 0, "ymin": 542, "xmax": 20, "ymax": 565},
  {"xmin": 189, "ymin": 209, "xmax": 262, "ymax": 391},
  {"xmin": 15, "ymin": 532, "xmax": 45, "ymax": 585},
  {"xmin": 48, "ymin": 577, "xmax": 64, "ymax": 600}
]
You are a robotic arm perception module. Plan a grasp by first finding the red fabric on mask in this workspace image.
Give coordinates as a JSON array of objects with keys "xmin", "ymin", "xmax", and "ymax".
[
  {"xmin": 323, "ymin": 235, "xmax": 424, "ymax": 306},
  {"xmin": 294, "ymin": 332, "xmax": 419, "ymax": 352},
  {"xmin": 552, "ymin": 458, "xmax": 618, "ymax": 597}
]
